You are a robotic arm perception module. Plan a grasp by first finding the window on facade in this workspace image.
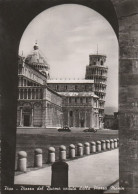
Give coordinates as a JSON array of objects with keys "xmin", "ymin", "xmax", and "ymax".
[
  {"xmin": 70, "ymin": 111, "xmax": 73, "ymax": 117},
  {"xmin": 69, "ymin": 98, "xmax": 71, "ymax": 103},
  {"xmin": 86, "ymin": 98, "xmax": 88, "ymax": 103},
  {"xmin": 20, "ymin": 89, "xmax": 23, "ymax": 99},
  {"xmin": 75, "ymin": 85, "xmax": 78, "ymax": 90},
  {"xmin": 27, "ymin": 81, "xmax": 31, "ymax": 86},
  {"xmin": 24, "ymin": 89, "xmax": 27, "ymax": 99},
  {"xmin": 80, "ymin": 98, "xmax": 83, "ymax": 103},
  {"xmin": 18, "ymin": 67, "xmax": 22, "ymax": 74},
  {"xmin": 75, "ymin": 98, "xmax": 77, "ymax": 103},
  {"xmin": 40, "ymin": 89, "xmax": 43, "ymax": 99},
  {"xmin": 101, "ymin": 61, "xmax": 103, "ymax": 65},
  {"xmin": 65, "ymin": 85, "xmax": 67, "ymax": 90},
  {"xmin": 56, "ymin": 85, "xmax": 59, "ymax": 90}
]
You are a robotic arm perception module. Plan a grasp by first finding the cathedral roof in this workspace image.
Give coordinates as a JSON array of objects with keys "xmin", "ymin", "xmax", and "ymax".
[
  {"xmin": 47, "ymin": 79, "xmax": 94, "ymax": 84},
  {"xmin": 25, "ymin": 43, "xmax": 49, "ymax": 68},
  {"xmin": 57, "ymin": 92, "xmax": 99, "ymax": 98}
]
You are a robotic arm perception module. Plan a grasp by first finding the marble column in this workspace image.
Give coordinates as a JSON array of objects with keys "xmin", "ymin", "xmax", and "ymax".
[
  {"xmin": 31, "ymin": 108, "xmax": 34, "ymax": 127},
  {"xmin": 67, "ymin": 111, "xmax": 70, "ymax": 127},
  {"xmin": 38, "ymin": 89, "xmax": 40, "ymax": 99},
  {"xmin": 23, "ymin": 79, "xmax": 25, "ymax": 86},
  {"xmin": 19, "ymin": 107, "xmax": 23, "ymax": 127},
  {"xmin": 78, "ymin": 111, "xmax": 80, "ymax": 127},
  {"xmin": 18, "ymin": 89, "xmax": 20, "ymax": 99},
  {"xmin": 30, "ymin": 89, "xmax": 32, "ymax": 99},
  {"xmin": 26, "ymin": 89, "xmax": 28, "ymax": 99},
  {"xmin": 84, "ymin": 111, "xmax": 86, "ymax": 127},
  {"xmin": 34, "ymin": 89, "xmax": 36, "ymax": 99},
  {"xmin": 22, "ymin": 89, "xmax": 24, "ymax": 99},
  {"xmin": 90, "ymin": 111, "xmax": 92, "ymax": 128},
  {"xmin": 73, "ymin": 111, "xmax": 75, "ymax": 127}
]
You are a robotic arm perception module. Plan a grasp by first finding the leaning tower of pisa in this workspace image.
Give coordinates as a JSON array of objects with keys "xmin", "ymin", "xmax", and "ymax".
[{"xmin": 85, "ymin": 54, "xmax": 108, "ymax": 128}]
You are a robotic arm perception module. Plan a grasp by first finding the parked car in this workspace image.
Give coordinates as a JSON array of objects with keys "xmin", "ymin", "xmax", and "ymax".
[
  {"xmin": 58, "ymin": 126, "xmax": 71, "ymax": 132},
  {"xmin": 83, "ymin": 128, "xmax": 97, "ymax": 133}
]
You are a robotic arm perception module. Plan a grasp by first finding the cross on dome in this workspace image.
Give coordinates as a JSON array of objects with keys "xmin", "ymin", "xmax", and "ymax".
[{"xmin": 34, "ymin": 41, "xmax": 39, "ymax": 50}]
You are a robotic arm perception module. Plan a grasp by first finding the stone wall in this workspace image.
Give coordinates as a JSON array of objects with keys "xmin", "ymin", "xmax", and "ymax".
[
  {"xmin": 33, "ymin": 103, "xmax": 42, "ymax": 127},
  {"xmin": 42, "ymin": 88, "xmax": 63, "ymax": 127},
  {"xmin": 111, "ymin": 0, "xmax": 138, "ymax": 193}
]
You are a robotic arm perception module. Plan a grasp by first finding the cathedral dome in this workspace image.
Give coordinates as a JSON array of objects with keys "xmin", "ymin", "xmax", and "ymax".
[{"xmin": 25, "ymin": 43, "xmax": 50, "ymax": 78}]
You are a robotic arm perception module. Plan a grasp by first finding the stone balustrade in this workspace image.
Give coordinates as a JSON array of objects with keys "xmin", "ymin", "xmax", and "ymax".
[{"xmin": 17, "ymin": 138, "xmax": 119, "ymax": 172}]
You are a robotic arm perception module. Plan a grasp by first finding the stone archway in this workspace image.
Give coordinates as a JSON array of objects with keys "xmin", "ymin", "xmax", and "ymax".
[{"xmin": 1, "ymin": 0, "xmax": 138, "ymax": 193}]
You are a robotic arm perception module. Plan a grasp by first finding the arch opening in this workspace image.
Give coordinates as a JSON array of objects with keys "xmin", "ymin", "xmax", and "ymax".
[
  {"xmin": 18, "ymin": 4, "xmax": 119, "ymax": 128},
  {"xmin": 1, "ymin": 0, "xmax": 120, "ymax": 187}
]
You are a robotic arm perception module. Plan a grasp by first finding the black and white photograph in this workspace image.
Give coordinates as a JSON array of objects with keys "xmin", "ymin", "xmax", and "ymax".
[{"xmin": 1, "ymin": 0, "xmax": 138, "ymax": 194}]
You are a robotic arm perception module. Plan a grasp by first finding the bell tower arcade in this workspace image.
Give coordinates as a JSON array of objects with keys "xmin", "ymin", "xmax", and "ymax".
[{"xmin": 85, "ymin": 54, "xmax": 108, "ymax": 128}]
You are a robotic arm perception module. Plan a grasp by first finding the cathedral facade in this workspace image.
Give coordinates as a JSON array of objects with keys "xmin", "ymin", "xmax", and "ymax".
[{"xmin": 17, "ymin": 43, "xmax": 108, "ymax": 129}]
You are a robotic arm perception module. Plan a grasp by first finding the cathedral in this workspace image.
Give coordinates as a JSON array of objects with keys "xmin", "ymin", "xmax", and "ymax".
[{"xmin": 17, "ymin": 43, "xmax": 108, "ymax": 129}]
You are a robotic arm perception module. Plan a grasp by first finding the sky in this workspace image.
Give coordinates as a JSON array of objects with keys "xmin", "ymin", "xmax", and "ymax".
[{"xmin": 19, "ymin": 4, "xmax": 119, "ymax": 111}]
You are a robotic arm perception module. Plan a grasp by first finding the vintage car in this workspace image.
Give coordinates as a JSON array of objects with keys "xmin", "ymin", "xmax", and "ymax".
[
  {"xmin": 58, "ymin": 126, "xmax": 71, "ymax": 132},
  {"xmin": 83, "ymin": 128, "xmax": 97, "ymax": 133}
]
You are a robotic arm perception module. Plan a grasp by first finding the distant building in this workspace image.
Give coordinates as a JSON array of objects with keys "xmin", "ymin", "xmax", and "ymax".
[
  {"xmin": 17, "ymin": 43, "xmax": 108, "ymax": 130},
  {"xmin": 104, "ymin": 112, "xmax": 119, "ymax": 130},
  {"xmin": 17, "ymin": 44, "xmax": 62, "ymax": 128},
  {"xmin": 48, "ymin": 80, "xmax": 99, "ymax": 128}
]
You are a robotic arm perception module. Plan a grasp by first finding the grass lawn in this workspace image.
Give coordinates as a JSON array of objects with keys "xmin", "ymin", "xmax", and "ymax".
[{"xmin": 15, "ymin": 129, "xmax": 118, "ymax": 169}]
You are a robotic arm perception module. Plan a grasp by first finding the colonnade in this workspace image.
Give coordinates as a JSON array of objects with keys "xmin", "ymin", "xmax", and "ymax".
[
  {"xmin": 95, "ymin": 85, "xmax": 106, "ymax": 93},
  {"xmin": 95, "ymin": 92, "xmax": 106, "ymax": 101},
  {"xmin": 90, "ymin": 68, "xmax": 107, "ymax": 76},
  {"xmin": 18, "ymin": 88, "xmax": 43, "ymax": 100},
  {"xmin": 18, "ymin": 76, "xmax": 44, "ymax": 87},
  {"xmin": 66, "ymin": 110, "xmax": 99, "ymax": 128},
  {"xmin": 86, "ymin": 67, "xmax": 107, "ymax": 76},
  {"xmin": 67, "ymin": 110, "xmax": 87, "ymax": 127},
  {"xmin": 88, "ymin": 77, "xmax": 107, "ymax": 84}
]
